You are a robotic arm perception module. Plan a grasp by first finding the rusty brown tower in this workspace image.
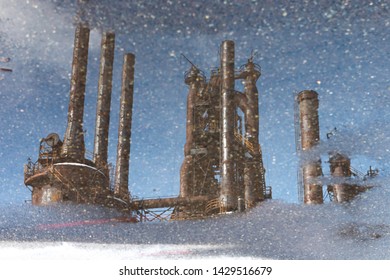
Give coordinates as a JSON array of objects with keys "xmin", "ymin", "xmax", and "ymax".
[
  {"xmin": 175, "ymin": 41, "xmax": 270, "ymax": 219},
  {"xmin": 295, "ymin": 90, "xmax": 377, "ymax": 204},
  {"xmin": 24, "ymin": 24, "xmax": 135, "ymax": 209},
  {"xmin": 296, "ymin": 90, "xmax": 324, "ymax": 204}
]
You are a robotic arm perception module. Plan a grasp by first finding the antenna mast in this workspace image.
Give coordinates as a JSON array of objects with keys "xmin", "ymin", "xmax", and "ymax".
[{"xmin": 181, "ymin": 54, "xmax": 199, "ymax": 70}]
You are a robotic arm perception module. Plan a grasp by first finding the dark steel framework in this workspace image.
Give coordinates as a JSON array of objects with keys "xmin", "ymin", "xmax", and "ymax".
[{"xmin": 175, "ymin": 41, "xmax": 270, "ymax": 219}]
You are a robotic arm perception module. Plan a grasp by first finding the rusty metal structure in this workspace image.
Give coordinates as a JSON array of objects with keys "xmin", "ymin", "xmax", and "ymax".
[
  {"xmin": 174, "ymin": 41, "xmax": 270, "ymax": 219},
  {"xmin": 296, "ymin": 90, "xmax": 324, "ymax": 204},
  {"xmin": 295, "ymin": 90, "xmax": 378, "ymax": 204},
  {"xmin": 61, "ymin": 24, "xmax": 90, "ymax": 162},
  {"xmin": 24, "ymin": 24, "xmax": 132, "ymax": 210},
  {"xmin": 328, "ymin": 152, "xmax": 357, "ymax": 202},
  {"xmin": 93, "ymin": 32, "xmax": 115, "ymax": 172},
  {"xmin": 23, "ymin": 22, "xmax": 380, "ymax": 223},
  {"xmin": 23, "ymin": 22, "xmax": 379, "ymax": 223},
  {"xmin": 23, "ymin": 26, "xmax": 270, "ymax": 221},
  {"xmin": 114, "ymin": 53, "xmax": 135, "ymax": 202}
]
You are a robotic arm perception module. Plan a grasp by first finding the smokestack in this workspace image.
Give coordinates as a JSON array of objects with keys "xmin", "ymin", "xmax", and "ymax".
[
  {"xmin": 298, "ymin": 90, "xmax": 323, "ymax": 204},
  {"xmin": 114, "ymin": 53, "xmax": 135, "ymax": 201},
  {"xmin": 93, "ymin": 32, "xmax": 115, "ymax": 169},
  {"xmin": 61, "ymin": 24, "xmax": 90, "ymax": 162},
  {"xmin": 220, "ymin": 40, "xmax": 237, "ymax": 211}
]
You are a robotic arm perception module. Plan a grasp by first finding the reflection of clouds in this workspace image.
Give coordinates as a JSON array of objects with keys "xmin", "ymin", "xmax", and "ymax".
[
  {"xmin": 0, "ymin": 0, "xmax": 74, "ymax": 61},
  {"xmin": 0, "ymin": 0, "xmax": 388, "ymax": 204}
]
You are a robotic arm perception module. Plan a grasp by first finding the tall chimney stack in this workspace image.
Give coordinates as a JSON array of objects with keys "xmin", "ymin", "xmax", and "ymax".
[
  {"xmin": 297, "ymin": 90, "xmax": 323, "ymax": 204},
  {"xmin": 93, "ymin": 32, "xmax": 115, "ymax": 169},
  {"xmin": 220, "ymin": 40, "xmax": 237, "ymax": 211},
  {"xmin": 61, "ymin": 24, "xmax": 90, "ymax": 162},
  {"xmin": 114, "ymin": 53, "xmax": 135, "ymax": 201}
]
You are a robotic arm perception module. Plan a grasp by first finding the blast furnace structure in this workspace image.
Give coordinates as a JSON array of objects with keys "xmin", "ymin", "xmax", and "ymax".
[{"xmin": 174, "ymin": 41, "xmax": 270, "ymax": 219}]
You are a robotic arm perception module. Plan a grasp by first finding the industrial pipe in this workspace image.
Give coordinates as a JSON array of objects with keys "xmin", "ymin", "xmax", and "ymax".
[
  {"xmin": 220, "ymin": 40, "xmax": 237, "ymax": 211},
  {"xmin": 93, "ymin": 32, "xmax": 115, "ymax": 169},
  {"xmin": 298, "ymin": 90, "xmax": 323, "ymax": 204},
  {"xmin": 241, "ymin": 60, "xmax": 264, "ymax": 206},
  {"xmin": 132, "ymin": 195, "xmax": 211, "ymax": 210},
  {"xmin": 61, "ymin": 24, "xmax": 90, "ymax": 162},
  {"xmin": 179, "ymin": 156, "xmax": 193, "ymax": 198},
  {"xmin": 243, "ymin": 60, "xmax": 261, "ymax": 143},
  {"xmin": 179, "ymin": 66, "xmax": 205, "ymax": 198},
  {"xmin": 114, "ymin": 53, "xmax": 135, "ymax": 201},
  {"xmin": 183, "ymin": 66, "xmax": 204, "ymax": 156}
]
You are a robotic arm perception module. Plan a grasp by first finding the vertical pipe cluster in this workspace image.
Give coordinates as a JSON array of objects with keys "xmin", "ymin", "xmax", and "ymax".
[
  {"xmin": 220, "ymin": 40, "xmax": 237, "ymax": 211},
  {"xmin": 114, "ymin": 53, "xmax": 135, "ymax": 201},
  {"xmin": 298, "ymin": 90, "xmax": 323, "ymax": 204},
  {"xmin": 93, "ymin": 32, "xmax": 115, "ymax": 170},
  {"xmin": 61, "ymin": 24, "xmax": 90, "ymax": 162}
]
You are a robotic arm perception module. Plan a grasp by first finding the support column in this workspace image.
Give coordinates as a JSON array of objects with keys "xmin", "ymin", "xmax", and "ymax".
[
  {"xmin": 93, "ymin": 32, "xmax": 115, "ymax": 170},
  {"xmin": 61, "ymin": 24, "xmax": 90, "ymax": 162},
  {"xmin": 114, "ymin": 53, "xmax": 135, "ymax": 201},
  {"xmin": 298, "ymin": 90, "xmax": 323, "ymax": 204},
  {"xmin": 220, "ymin": 40, "xmax": 237, "ymax": 211}
]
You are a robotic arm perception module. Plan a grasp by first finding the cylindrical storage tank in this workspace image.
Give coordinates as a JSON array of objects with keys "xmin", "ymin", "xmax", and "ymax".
[
  {"xmin": 114, "ymin": 53, "xmax": 135, "ymax": 202},
  {"xmin": 219, "ymin": 40, "xmax": 237, "ymax": 211},
  {"xmin": 329, "ymin": 152, "xmax": 355, "ymax": 202},
  {"xmin": 61, "ymin": 24, "xmax": 90, "ymax": 162},
  {"xmin": 93, "ymin": 32, "xmax": 115, "ymax": 170},
  {"xmin": 298, "ymin": 90, "xmax": 323, "ymax": 204}
]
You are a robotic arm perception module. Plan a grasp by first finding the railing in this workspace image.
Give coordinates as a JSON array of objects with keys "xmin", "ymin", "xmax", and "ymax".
[
  {"xmin": 24, "ymin": 161, "xmax": 48, "ymax": 181},
  {"xmin": 205, "ymin": 198, "xmax": 222, "ymax": 214},
  {"xmin": 184, "ymin": 67, "xmax": 206, "ymax": 83},
  {"xmin": 238, "ymin": 62, "xmax": 261, "ymax": 76},
  {"xmin": 136, "ymin": 207, "xmax": 174, "ymax": 222},
  {"xmin": 264, "ymin": 186, "xmax": 272, "ymax": 199},
  {"xmin": 350, "ymin": 166, "xmax": 365, "ymax": 178},
  {"xmin": 48, "ymin": 166, "xmax": 87, "ymax": 203},
  {"xmin": 234, "ymin": 131, "xmax": 258, "ymax": 154}
]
